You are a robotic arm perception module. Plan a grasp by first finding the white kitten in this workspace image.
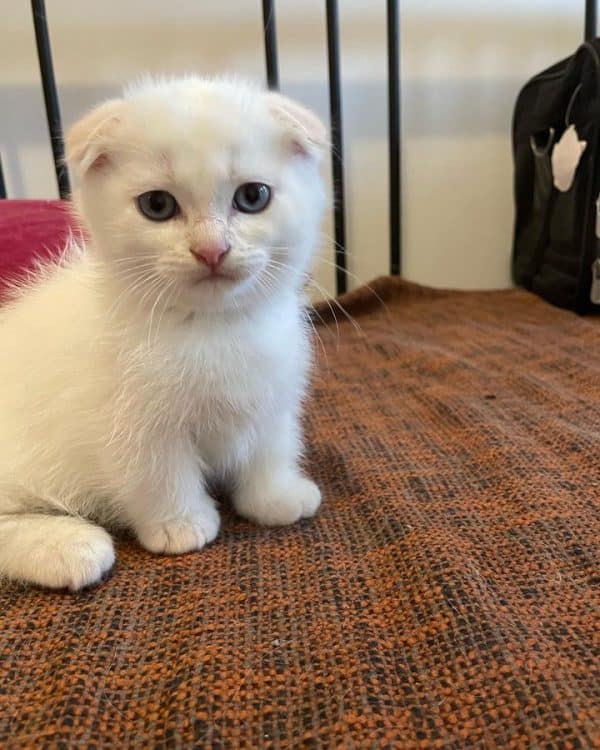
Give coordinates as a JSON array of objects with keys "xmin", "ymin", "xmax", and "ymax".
[{"xmin": 0, "ymin": 77, "xmax": 327, "ymax": 590}]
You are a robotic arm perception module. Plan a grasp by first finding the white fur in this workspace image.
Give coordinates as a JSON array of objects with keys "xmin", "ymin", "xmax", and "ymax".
[{"xmin": 0, "ymin": 77, "xmax": 326, "ymax": 590}]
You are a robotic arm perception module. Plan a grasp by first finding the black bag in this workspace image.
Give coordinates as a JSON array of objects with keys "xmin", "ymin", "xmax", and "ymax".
[{"xmin": 512, "ymin": 40, "xmax": 600, "ymax": 314}]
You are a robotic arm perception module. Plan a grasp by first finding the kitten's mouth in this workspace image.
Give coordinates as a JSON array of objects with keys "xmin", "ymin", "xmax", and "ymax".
[{"xmin": 191, "ymin": 270, "xmax": 239, "ymax": 285}]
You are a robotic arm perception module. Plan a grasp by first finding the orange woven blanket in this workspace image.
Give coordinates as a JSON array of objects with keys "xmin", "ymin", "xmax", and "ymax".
[{"xmin": 1, "ymin": 279, "xmax": 598, "ymax": 748}]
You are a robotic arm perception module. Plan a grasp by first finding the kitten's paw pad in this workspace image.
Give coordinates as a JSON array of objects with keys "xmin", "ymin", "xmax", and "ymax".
[
  {"xmin": 136, "ymin": 507, "xmax": 220, "ymax": 555},
  {"xmin": 236, "ymin": 475, "xmax": 322, "ymax": 527},
  {"xmin": 34, "ymin": 526, "xmax": 115, "ymax": 591}
]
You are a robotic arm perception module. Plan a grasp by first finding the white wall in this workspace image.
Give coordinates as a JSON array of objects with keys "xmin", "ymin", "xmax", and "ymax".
[{"xmin": 1, "ymin": 1, "xmax": 585, "ymax": 297}]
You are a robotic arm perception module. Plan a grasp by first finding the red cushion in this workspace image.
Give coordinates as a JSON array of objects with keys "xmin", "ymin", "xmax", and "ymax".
[{"xmin": 0, "ymin": 200, "xmax": 79, "ymax": 299}]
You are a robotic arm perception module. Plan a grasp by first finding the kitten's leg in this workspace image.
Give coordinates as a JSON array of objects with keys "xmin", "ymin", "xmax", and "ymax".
[
  {"xmin": 119, "ymin": 441, "xmax": 220, "ymax": 555},
  {"xmin": 233, "ymin": 412, "xmax": 321, "ymax": 526},
  {"xmin": 0, "ymin": 512, "xmax": 115, "ymax": 590}
]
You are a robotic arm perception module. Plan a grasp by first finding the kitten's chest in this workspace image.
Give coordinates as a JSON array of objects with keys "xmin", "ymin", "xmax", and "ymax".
[
  {"xmin": 162, "ymin": 312, "xmax": 306, "ymax": 428},
  {"xmin": 189, "ymin": 339, "xmax": 279, "ymax": 416}
]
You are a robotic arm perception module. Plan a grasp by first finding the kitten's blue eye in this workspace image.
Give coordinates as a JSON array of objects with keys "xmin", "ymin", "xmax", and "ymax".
[
  {"xmin": 137, "ymin": 190, "xmax": 179, "ymax": 221},
  {"xmin": 232, "ymin": 183, "xmax": 271, "ymax": 214}
]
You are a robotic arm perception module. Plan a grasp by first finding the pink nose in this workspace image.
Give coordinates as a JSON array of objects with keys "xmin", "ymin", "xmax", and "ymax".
[{"xmin": 190, "ymin": 241, "xmax": 231, "ymax": 269}]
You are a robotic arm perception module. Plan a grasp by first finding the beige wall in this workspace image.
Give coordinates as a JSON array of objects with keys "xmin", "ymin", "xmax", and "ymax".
[{"xmin": 1, "ymin": 1, "xmax": 584, "ymax": 297}]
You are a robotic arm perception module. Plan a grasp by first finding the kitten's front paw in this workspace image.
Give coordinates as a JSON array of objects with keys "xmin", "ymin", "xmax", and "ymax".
[
  {"xmin": 136, "ymin": 506, "xmax": 220, "ymax": 555},
  {"xmin": 235, "ymin": 473, "xmax": 322, "ymax": 527},
  {"xmin": 33, "ymin": 524, "xmax": 114, "ymax": 591}
]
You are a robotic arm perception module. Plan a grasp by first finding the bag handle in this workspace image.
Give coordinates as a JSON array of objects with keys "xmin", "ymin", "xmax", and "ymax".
[{"xmin": 555, "ymin": 42, "xmax": 600, "ymax": 133}]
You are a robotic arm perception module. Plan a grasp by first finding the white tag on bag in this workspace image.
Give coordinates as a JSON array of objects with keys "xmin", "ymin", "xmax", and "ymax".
[{"xmin": 551, "ymin": 125, "xmax": 587, "ymax": 192}]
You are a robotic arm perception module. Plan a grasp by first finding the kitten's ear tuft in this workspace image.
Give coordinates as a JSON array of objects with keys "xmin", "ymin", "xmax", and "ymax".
[
  {"xmin": 66, "ymin": 99, "xmax": 125, "ymax": 178},
  {"xmin": 265, "ymin": 92, "xmax": 327, "ymax": 160}
]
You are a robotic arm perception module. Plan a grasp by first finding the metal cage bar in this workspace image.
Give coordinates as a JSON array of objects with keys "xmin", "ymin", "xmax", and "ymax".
[
  {"xmin": 0, "ymin": 156, "xmax": 6, "ymax": 199},
  {"xmin": 387, "ymin": 0, "xmax": 401, "ymax": 276},
  {"xmin": 325, "ymin": 0, "xmax": 348, "ymax": 295},
  {"xmin": 585, "ymin": 0, "xmax": 597, "ymax": 40},
  {"xmin": 31, "ymin": 0, "xmax": 70, "ymax": 199},
  {"xmin": 262, "ymin": 0, "xmax": 280, "ymax": 90}
]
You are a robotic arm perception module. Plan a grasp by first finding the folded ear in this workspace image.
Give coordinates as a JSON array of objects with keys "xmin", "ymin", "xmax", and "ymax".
[
  {"xmin": 66, "ymin": 99, "xmax": 125, "ymax": 178},
  {"xmin": 265, "ymin": 92, "xmax": 328, "ymax": 160}
]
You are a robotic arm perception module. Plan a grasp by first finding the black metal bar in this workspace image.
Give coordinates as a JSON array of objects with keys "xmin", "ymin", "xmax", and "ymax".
[
  {"xmin": 387, "ymin": 0, "xmax": 401, "ymax": 275},
  {"xmin": 325, "ymin": 0, "xmax": 347, "ymax": 295},
  {"xmin": 262, "ymin": 0, "xmax": 280, "ymax": 90},
  {"xmin": 0, "ymin": 155, "xmax": 6, "ymax": 199},
  {"xmin": 31, "ymin": 0, "xmax": 70, "ymax": 199},
  {"xmin": 585, "ymin": 0, "xmax": 597, "ymax": 40}
]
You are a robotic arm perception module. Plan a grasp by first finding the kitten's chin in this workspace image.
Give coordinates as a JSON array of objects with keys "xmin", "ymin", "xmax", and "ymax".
[
  {"xmin": 173, "ymin": 269, "xmax": 260, "ymax": 315},
  {"xmin": 189, "ymin": 271, "xmax": 239, "ymax": 286}
]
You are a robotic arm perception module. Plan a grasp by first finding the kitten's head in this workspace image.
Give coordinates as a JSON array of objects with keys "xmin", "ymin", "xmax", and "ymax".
[{"xmin": 66, "ymin": 77, "xmax": 327, "ymax": 315}]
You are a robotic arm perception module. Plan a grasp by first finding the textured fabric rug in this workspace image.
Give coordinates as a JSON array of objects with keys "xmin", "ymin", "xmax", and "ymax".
[{"xmin": 1, "ymin": 278, "xmax": 599, "ymax": 748}]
